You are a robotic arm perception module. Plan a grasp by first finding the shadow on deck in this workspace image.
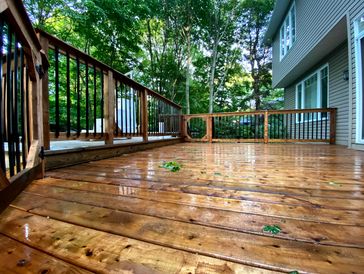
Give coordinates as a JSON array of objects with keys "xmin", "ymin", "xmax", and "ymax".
[{"xmin": 1, "ymin": 142, "xmax": 364, "ymax": 273}]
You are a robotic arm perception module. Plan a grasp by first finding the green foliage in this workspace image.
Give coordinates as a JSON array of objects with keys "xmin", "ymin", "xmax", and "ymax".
[
  {"xmin": 289, "ymin": 271, "xmax": 299, "ymax": 274},
  {"xmin": 159, "ymin": 161, "xmax": 181, "ymax": 172},
  {"xmin": 23, "ymin": 0, "xmax": 280, "ymax": 115},
  {"xmin": 262, "ymin": 225, "xmax": 281, "ymax": 235}
]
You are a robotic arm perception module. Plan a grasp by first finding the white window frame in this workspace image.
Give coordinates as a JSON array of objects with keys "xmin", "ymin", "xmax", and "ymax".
[
  {"xmin": 280, "ymin": 2, "xmax": 296, "ymax": 60},
  {"xmin": 295, "ymin": 65, "xmax": 329, "ymax": 123},
  {"xmin": 355, "ymin": 13, "xmax": 364, "ymax": 144}
]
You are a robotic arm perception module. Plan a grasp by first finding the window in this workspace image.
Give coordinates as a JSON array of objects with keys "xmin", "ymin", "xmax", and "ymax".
[
  {"xmin": 280, "ymin": 3, "xmax": 296, "ymax": 60},
  {"xmin": 355, "ymin": 14, "xmax": 364, "ymax": 143},
  {"xmin": 295, "ymin": 66, "xmax": 329, "ymax": 122}
]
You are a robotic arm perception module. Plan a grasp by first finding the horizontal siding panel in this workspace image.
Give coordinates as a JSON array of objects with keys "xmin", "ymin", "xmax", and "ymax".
[{"xmin": 272, "ymin": 0, "xmax": 352, "ymax": 86}]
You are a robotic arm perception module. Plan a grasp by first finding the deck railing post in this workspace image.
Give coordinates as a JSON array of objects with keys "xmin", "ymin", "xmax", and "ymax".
[
  {"xmin": 264, "ymin": 110, "xmax": 269, "ymax": 144},
  {"xmin": 329, "ymin": 108, "xmax": 337, "ymax": 145},
  {"xmin": 207, "ymin": 115, "xmax": 213, "ymax": 143},
  {"xmin": 180, "ymin": 113, "xmax": 185, "ymax": 138},
  {"xmin": 104, "ymin": 70, "xmax": 114, "ymax": 145},
  {"xmin": 38, "ymin": 33, "xmax": 50, "ymax": 150},
  {"xmin": 141, "ymin": 89, "xmax": 149, "ymax": 142}
]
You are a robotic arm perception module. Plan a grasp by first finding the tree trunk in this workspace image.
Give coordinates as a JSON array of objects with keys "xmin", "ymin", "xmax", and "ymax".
[
  {"xmin": 208, "ymin": 37, "xmax": 218, "ymax": 114},
  {"xmin": 185, "ymin": 29, "xmax": 191, "ymax": 115}
]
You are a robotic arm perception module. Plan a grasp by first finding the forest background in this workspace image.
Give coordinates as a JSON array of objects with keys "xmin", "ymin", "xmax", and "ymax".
[{"xmin": 24, "ymin": 0, "xmax": 283, "ymax": 114}]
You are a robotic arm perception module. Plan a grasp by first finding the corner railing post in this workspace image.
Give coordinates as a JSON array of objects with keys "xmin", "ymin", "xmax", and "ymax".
[
  {"xmin": 329, "ymin": 108, "xmax": 337, "ymax": 145},
  {"xmin": 141, "ymin": 89, "xmax": 149, "ymax": 142},
  {"xmin": 264, "ymin": 110, "xmax": 269, "ymax": 144},
  {"xmin": 104, "ymin": 70, "xmax": 114, "ymax": 145}
]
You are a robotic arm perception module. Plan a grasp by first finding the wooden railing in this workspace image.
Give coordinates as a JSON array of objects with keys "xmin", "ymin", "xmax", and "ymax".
[
  {"xmin": 183, "ymin": 108, "xmax": 337, "ymax": 144},
  {"xmin": 36, "ymin": 30, "xmax": 182, "ymax": 149},
  {"xmin": 0, "ymin": 0, "xmax": 47, "ymax": 210}
]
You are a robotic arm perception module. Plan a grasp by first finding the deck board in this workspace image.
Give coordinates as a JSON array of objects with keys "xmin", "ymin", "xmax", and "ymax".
[{"xmin": 1, "ymin": 143, "xmax": 364, "ymax": 273}]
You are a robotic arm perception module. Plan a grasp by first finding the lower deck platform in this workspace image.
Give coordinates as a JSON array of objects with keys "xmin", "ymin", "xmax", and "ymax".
[{"xmin": 1, "ymin": 143, "xmax": 364, "ymax": 273}]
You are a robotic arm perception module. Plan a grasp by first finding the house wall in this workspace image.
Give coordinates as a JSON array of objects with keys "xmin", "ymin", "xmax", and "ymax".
[
  {"xmin": 284, "ymin": 44, "xmax": 349, "ymax": 145},
  {"xmin": 348, "ymin": 2, "xmax": 364, "ymax": 149},
  {"xmin": 272, "ymin": 0, "xmax": 351, "ymax": 87}
]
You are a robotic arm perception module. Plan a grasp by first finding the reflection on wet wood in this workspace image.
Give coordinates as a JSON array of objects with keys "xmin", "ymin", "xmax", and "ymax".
[
  {"xmin": 0, "ymin": 208, "xmax": 276, "ymax": 274},
  {"xmin": 1, "ymin": 143, "xmax": 364, "ymax": 273},
  {"xmin": 0, "ymin": 234, "xmax": 91, "ymax": 273}
]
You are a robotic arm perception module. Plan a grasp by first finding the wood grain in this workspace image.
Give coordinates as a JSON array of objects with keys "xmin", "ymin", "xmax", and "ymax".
[
  {"xmin": 0, "ymin": 208, "xmax": 276, "ymax": 274},
  {"xmin": 0, "ymin": 234, "xmax": 91, "ymax": 273}
]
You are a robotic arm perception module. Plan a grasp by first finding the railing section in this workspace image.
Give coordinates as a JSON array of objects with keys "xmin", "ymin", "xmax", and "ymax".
[
  {"xmin": 183, "ymin": 108, "xmax": 337, "ymax": 144},
  {"xmin": 147, "ymin": 91, "xmax": 181, "ymax": 137},
  {"xmin": 38, "ymin": 30, "xmax": 182, "ymax": 149},
  {"xmin": 1, "ymin": 17, "xmax": 32, "ymax": 177}
]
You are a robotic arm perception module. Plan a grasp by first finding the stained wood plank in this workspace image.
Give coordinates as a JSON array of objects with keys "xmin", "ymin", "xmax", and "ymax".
[
  {"xmin": 24, "ymin": 182, "xmax": 364, "ymax": 226},
  {"xmin": 60, "ymin": 164, "xmax": 364, "ymax": 191},
  {"xmin": 12, "ymin": 191, "xmax": 364, "ymax": 249},
  {"xmin": 0, "ymin": 234, "xmax": 91, "ymax": 273},
  {"xmin": 0, "ymin": 208, "xmax": 277, "ymax": 274},
  {"xmin": 8, "ymin": 198, "xmax": 364, "ymax": 273},
  {"xmin": 47, "ymin": 170, "xmax": 364, "ymax": 200},
  {"xmin": 37, "ymin": 177, "xmax": 364, "ymax": 211}
]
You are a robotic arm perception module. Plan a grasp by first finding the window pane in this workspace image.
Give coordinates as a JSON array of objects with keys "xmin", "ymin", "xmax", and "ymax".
[
  {"xmin": 321, "ymin": 67, "xmax": 328, "ymax": 108},
  {"xmin": 280, "ymin": 26, "xmax": 285, "ymax": 57},
  {"xmin": 285, "ymin": 17, "xmax": 290, "ymax": 51},
  {"xmin": 291, "ymin": 5, "xmax": 296, "ymax": 43},
  {"xmin": 297, "ymin": 84, "xmax": 302, "ymax": 109},
  {"xmin": 304, "ymin": 74, "xmax": 318, "ymax": 109},
  {"xmin": 358, "ymin": 15, "xmax": 364, "ymax": 34}
]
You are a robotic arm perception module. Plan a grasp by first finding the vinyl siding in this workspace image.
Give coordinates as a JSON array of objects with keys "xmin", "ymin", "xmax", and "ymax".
[
  {"xmin": 348, "ymin": 2, "xmax": 364, "ymax": 148},
  {"xmin": 272, "ymin": 0, "xmax": 355, "ymax": 87},
  {"xmin": 283, "ymin": 44, "xmax": 349, "ymax": 145}
]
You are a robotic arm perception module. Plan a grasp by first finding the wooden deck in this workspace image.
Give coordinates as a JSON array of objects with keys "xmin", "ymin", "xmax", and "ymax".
[{"xmin": 1, "ymin": 143, "xmax": 364, "ymax": 273}]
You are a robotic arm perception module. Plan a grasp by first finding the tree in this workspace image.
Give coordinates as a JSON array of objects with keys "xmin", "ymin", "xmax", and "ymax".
[{"xmin": 238, "ymin": 0, "xmax": 274, "ymax": 110}]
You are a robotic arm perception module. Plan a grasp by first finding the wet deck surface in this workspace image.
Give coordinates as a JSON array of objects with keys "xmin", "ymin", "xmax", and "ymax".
[{"xmin": 1, "ymin": 143, "xmax": 364, "ymax": 273}]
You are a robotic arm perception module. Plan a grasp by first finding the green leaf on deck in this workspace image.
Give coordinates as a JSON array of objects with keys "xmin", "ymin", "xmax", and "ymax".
[
  {"xmin": 262, "ymin": 225, "xmax": 281, "ymax": 235},
  {"xmin": 214, "ymin": 172, "xmax": 222, "ymax": 176},
  {"xmin": 159, "ymin": 161, "xmax": 181, "ymax": 172},
  {"xmin": 289, "ymin": 271, "xmax": 299, "ymax": 274}
]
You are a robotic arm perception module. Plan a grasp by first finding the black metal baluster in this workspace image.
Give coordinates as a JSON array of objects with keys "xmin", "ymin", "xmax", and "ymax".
[
  {"xmin": 66, "ymin": 52, "xmax": 70, "ymax": 137},
  {"xmin": 311, "ymin": 112, "xmax": 314, "ymax": 140},
  {"xmin": 93, "ymin": 65, "xmax": 97, "ymax": 137},
  {"xmin": 6, "ymin": 27, "xmax": 15, "ymax": 176},
  {"xmin": 120, "ymin": 83, "xmax": 124, "ymax": 135},
  {"xmin": 303, "ymin": 113, "xmax": 306, "ymax": 140},
  {"xmin": 316, "ymin": 112, "xmax": 318, "ymax": 140},
  {"xmin": 20, "ymin": 47, "xmax": 26, "ymax": 168},
  {"xmin": 0, "ymin": 19, "xmax": 5, "ymax": 173},
  {"xmin": 129, "ymin": 87, "xmax": 132, "ymax": 136},
  {"xmin": 76, "ymin": 57, "xmax": 81, "ymax": 137},
  {"xmin": 25, "ymin": 65, "xmax": 30, "ymax": 150},
  {"xmin": 298, "ymin": 113, "xmax": 301, "ymax": 140},
  {"xmin": 285, "ymin": 114, "xmax": 288, "ymax": 139},
  {"xmin": 320, "ymin": 112, "xmax": 323, "ymax": 140},
  {"xmin": 115, "ymin": 80, "xmax": 119, "ymax": 136},
  {"xmin": 85, "ymin": 63, "xmax": 89, "ymax": 136},
  {"xmin": 100, "ymin": 70, "xmax": 104, "ymax": 137},
  {"xmin": 13, "ymin": 35, "xmax": 21, "ymax": 172},
  {"xmin": 55, "ymin": 47, "xmax": 60, "ymax": 138},
  {"xmin": 325, "ymin": 113, "xmax": 328, "ymax": 140}
]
